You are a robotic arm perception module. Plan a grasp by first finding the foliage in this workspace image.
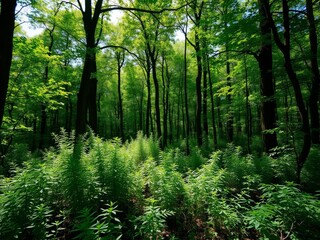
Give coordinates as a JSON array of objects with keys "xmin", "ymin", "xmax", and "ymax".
[
  {"xmin": 73, "ymin": 202, "xmax": 122, "ymax": 240},
  {"xmin": 1, "ymin": 133, "xmax": 320, "ymax": 239},
  {"xmin": 246, "ymin": 183, "xmax": 320, "ymax": 239},
  {"xmin": 132, "ymin": 198, "xmax": 174, "ymax": 240}
]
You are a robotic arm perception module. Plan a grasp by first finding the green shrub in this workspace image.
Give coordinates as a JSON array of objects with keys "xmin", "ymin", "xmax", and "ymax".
[
  {"xmin": 301, "ymin": 146, "xmax": 320, "ymax": 192},
  {"xmin": 246, "ymin": 183, "xmax": 320, "ymax": 239},
  {"xmin": 222, "ymin": 144, "xmax": 257, "ymax": 189},
  {"xmin": 146, "ymin": 159, "xmax": 185, "ymax": 211},
  {"xmin": 128, "ymin": 131, "xmax": 160, "ymax": 164},
  {"xmin": 0, "ymin": 160, "xmax": 53, "ymax": 239},
  {"xmin": 73, "ymin": 202, "xmax": 122, "ymax": 240},
  {"xmin": 132, "ymin": 198, "xmax": 174, "ymax": 240}
]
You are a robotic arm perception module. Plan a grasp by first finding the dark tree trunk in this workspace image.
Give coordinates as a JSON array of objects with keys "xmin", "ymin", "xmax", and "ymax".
[
  {"xmin": 76, "ymin": 47, "xmax": 98, "ymax": 134},
  {"xmin": 75, "ymin": 0, "xmax": 102, "ymax": 135},
  {"xmin": 266, "ymin": 0, "xmax": 311, "ymax": 183},
  {"xmin": 189, "ymin": 1, "xmax": 204, "ymax": 147},
  {"xmin": 244, "ymin": 55, "xmax": 252, "ymax": 153},
  {"xmin": 226, "ymin": 54, "xmax": 233, "ymax": 142},
  {"xmin": 257, "ymin": 0, "xmax": 278, "ymax": 153},
  {"xmin": 208, "ymin": 57, "xmax": 218, "ymax": 148},
  {"xmin": 150, "ymin": 57, "xmax": 162, "ymax": 141},
  {"xmin": 145, "ymin": 55, "xmax": 152, "ymax": 137},
  {"xmin": 116, "ymin": 51, "xmax": 125, "ymax": 141},
  {"xmin": 195, "ymin": 31, "xmax": 203, "ymax": 146},
  {"xmin": 161, "ymin": 54, "xmax": 170, "ymax": 148},
  {"xmin": 203, "ymin": 55, "xmax": 209, "ymax": 137},
  {"xmin": 184, "ymin": 18, "xmax": 190, "ymax": 153},
  {"xmin": 40, "ymin": 26, "xmax": 55, "ymax": 149},
  {"xmin": 306, "ymin": 0, "xmax": 320, "ymax": 144},
  {"xmin": 0, "ymin": 0, "xmax": 17, "ymax": 129}
]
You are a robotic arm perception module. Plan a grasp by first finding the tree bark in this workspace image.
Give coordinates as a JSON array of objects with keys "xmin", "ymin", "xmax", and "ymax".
[
  {"xmin": 203, "ymin": 54, "xmax": 209, "ymax": 137},
  {"xmin": 75, "ymin": 0, "xmax": 101, "ymax": 135},
  {"xmin": 226, "ymin": 52, "xmax": 233, "ymax": 142},
  {"xmin": 208, "ymin": 57, "xmax": 218, "ymax": 148},
  {"xmin": 257, "ymin": 0, "xmax": 278, "ymax": 153},
  {"xmin": 0, "ymin": 0, "xmax": 17, "ymax": 129},
  {"xmin": 306, "ymin": 0, "xmax": 320, "ymax": 144},
  {"xmin": 266, "ymin": 0, "xmax": 311, "ymax": 183},
  {"xmin": 184, "ymin": 20, "xmax": 190, "ymax": 154},
  {"xmin": 116, "ymin": 51, "xmax": 125, "ymax": 141}
]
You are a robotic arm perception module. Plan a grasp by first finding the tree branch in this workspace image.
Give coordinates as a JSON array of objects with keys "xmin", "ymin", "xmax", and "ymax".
[
  {"xmin": 100, "ymin": 3, "xmax": 189, "ymax": 14},
  {"xmin": 99, "ymin": 45, "xmax": 144, "ymax": 62}
]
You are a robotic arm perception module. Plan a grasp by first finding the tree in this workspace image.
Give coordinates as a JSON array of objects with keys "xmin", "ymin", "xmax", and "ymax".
[
  {"xmin": 266, "ymin": 0, "xmax": 311, "ymax": 183},
  {"xmin": 0, "ymin": 0, "xmax": 17, "ymax": 129},
  {"xmin": 306, "ymin": 0, "xmax": 320, "ymax": 144},
  {"xmin": 257, "ymin": 0, "xmax": 278, "ymax": 153}
]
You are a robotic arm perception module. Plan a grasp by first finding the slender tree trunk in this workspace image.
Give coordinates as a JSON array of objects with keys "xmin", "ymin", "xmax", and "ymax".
[
  {"xmin": 266, "ymin": 0, "xmax": 311, "ymax": 183},
  {"xmin": 0, "ymin": 0, "xmax": 17, "ymax": 129},
  {"xmin": 257, "ymin": 0, "xmax": 278, "ymax": 153},
  {"xmin": 244, "ymin": 55, "xmax": 252, "ymax": 153},
  {"xmin": 203, "ymin": 55, "xmax": 209, "ymax": 137},
  {"xmin": 184, "ymin": 19, "xmax": 190, "ymax": 153},
  {"xmin": 195, "ymin": 31, "xmax": 203, "ymax": 146},
  {"xmin": 150, "ymin": 56, "xmax": 162, "ymax": 142},
  {"xmin": 208, "ymin": 57, "xmax": 218, "ymax": 148},
  {"xmin": 145, "ymin": 57, "xmax": 152, "ymax": 137},
  {"xmin": 116, "ymin": 51, "xmax": 125, "ymax": 141},
  {"xmin": 40, "ymin": 27, "xmax": 55, "ymax": 149},
  {"xmin": 306, "ymin": 0, "xmax": 320, "ymax": 144},
  {"xmin": 226, "ymin": 52, "xmax": 233, "ymax": 142},
  {"xmin": 161, "ymin": 54, "xmax": 170, "ymax": 148}
]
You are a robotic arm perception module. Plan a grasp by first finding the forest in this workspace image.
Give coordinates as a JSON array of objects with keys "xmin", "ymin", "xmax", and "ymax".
[{"xmin": 1, "ymin": 0, "xmax": 320, "ymax": 239}]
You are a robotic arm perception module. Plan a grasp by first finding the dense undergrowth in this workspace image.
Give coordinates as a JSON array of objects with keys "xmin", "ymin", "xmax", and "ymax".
[{"xmin": 1, "ymin": 131, "xmax": 320, "ymax": 239}]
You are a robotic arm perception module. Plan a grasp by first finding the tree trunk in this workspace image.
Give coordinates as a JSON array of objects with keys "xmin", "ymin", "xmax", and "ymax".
[
  {"xmin": 75, "ymin": 0, "xmax": 102, "ymax": 135},
  {"xmin": 0, "ymin": 0, "xmax": 17, "ymax": 129},
  {"xmin": 203, "ymin": 55, "xmax": 209, "ymax": 138},
  {"xmin": 226, "ymin": 53, "xmax": 233, "ymax": 142},
  {"xmin": 116, "ymin": 51, "xmax": 125, "ymax": 141},
  {"xmin": 306, "ymin": 0, "xmax": 320, "ymax": 144},
  {"xmin": 208, "ymin": 57, "xmax": 218, "ymax": 148},
  {"xmin": 257, "ymin": 0, "xmax": 278, "ymax": 153},
  {"xmin": 195, "ymin": 30, "xmax": 203, "ymax": 146},
  {"xmin": 266, "ymin": 0, "xmax": 311, "ymax": 183},
  {"xmin": 151, "ymin": 57, "xmax": 162, "ymax": 142},
  {"xmin": 244, "ymin": 55, "xmax": 252, "ymax": 153},
  {"xmin": 184, "ymin": 19, "xmax": 190, "ymax": 153},
  {"xmin": 145, "ymin": 55, "xmax": 152, "ymax": 137}
]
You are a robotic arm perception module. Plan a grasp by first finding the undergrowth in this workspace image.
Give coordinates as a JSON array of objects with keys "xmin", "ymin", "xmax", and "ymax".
[{"xmin": 0, "ymin": 131, "xmax": 319, "ymax": 239}]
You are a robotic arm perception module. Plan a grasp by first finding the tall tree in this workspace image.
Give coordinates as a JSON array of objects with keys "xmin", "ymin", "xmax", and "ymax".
[
  {"xmin": 266, "ymin": 0, "xmax": 311, "ymax": 183},
  {"xmin": 75, "ymin": 0, "xmax": 103, "ymax": 135},
  {"xmin": 187, "ymin": 0, "xmax": 205, "ymax": 146},
  {"xmin": 257, "ymin": 0, "xmax": 278, "ymax": 153},
  {"xmin": 306, "ymin": 0, "xmax": 320, "ymax": 144},
  {"xmin": 0, "ymin": 0, "xmax": 17, "ymax": 129}
]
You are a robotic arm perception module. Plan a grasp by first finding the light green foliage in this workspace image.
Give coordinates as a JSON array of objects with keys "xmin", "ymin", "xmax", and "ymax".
[
  {"xmin": 133, "ymin": 198, "xmax": 174, "ymax": 240},
  {"xmin": 1, "ymin": 134, "xmax": 320, "ymax": 239},
  {"xmin": 127, "ymin": 131, "xmax": 160, "ymax": 163},
  {"xmin": 0, "ymin": 160, "xmax": 53, "ymax": 239},
  {"xmin": 184, "ymin": 152, "xmax": 225, "ymax": 217},
  {"xmin": 246, "ymin": 183, "xmax": 320, "ymax": 239},
  {"xmin": 219, "ymin": 144, "xmax": 260, "ymax": 189},
  {"xmin": 145, "ymin": 157, "xmax": 185, "ymax": 211},
  {"xmin": 74, "ymin": 202, "xmax": 122, "ymax": 240}
]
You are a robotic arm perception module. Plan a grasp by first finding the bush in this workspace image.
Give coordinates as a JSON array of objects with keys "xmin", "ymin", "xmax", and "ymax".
[{"xmin": 246, "ymin": 182, "xmax": 320, "ymax": 239}]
